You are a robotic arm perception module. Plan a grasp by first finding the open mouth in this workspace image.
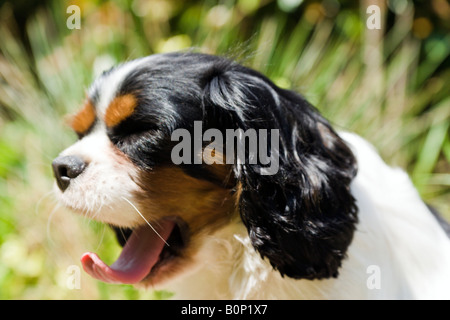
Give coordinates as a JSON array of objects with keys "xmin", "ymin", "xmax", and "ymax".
[{"xmin": 80, "ymin": 218, "xmax": 188, "ymax": 284}]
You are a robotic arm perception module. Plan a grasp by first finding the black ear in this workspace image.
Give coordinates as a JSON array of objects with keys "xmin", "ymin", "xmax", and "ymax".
[{"xmin": 202, "ymin": 62, "xmax": 358, "ymax": 280}]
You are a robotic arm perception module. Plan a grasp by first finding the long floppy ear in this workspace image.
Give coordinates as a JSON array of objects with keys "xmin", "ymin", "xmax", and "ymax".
[{"xmin": 201, "ymin": 62, "xmax": 358, "ymax": 280}]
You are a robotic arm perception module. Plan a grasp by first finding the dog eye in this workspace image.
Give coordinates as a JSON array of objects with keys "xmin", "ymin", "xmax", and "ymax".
[
  {"xmin": 109, "ymin": 132, "xmax": 138, "ymax": 148},
  {"xmin": 107, "ymin": 119, "xmax": 158, "ymax": 146},
  {"xmin": 107, "ymin": 127, "xmax": 162, "ymax": 169},
  {"xmin": 109, "ymin": 116, "xmax": 157, "ymax": 135}
]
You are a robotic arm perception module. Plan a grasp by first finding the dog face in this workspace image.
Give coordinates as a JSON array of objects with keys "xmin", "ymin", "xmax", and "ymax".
[{"xmin": 52, "ymin": 52, "xmax": 358, "ymax": 287}]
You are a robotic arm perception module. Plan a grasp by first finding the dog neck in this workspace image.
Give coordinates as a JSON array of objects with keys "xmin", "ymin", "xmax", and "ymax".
[{"xmin": 161, "ymin": 221, "xmax": 340, "ymax": 299}]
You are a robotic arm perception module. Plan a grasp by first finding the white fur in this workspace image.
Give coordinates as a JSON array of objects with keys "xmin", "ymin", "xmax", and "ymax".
[
  {"xmin": 163, "ymin": 133, "xmax": 450, "ymax": 299},
  {"xmin": 89, "ymin": 57, "xmax": 151, "ymax": 120},
  {"xmin": 54, "ymin": 130, "xmax": 143, "ymax": 227}
]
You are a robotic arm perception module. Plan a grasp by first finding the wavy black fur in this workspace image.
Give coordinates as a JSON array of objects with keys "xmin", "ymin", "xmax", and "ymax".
[
  {"xmin": 199, "ymin": 57, "xmax": 358, "ymax": 279},
  {"xmin": 100, "ymin": 52, "xmax": 359, "ymax": 280}
]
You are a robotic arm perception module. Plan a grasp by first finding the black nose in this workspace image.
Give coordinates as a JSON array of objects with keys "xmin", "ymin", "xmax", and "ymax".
[{"xmin": 52, "ymin": 156, "xmax": 86, "ymax": 192}]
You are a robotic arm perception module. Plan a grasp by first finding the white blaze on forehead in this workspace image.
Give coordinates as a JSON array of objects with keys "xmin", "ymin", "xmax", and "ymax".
[
  {"xmin": 61, "ymin": 130, "xmax": 111, "ymax": 161},
  {"xmin": 88, "ymin": 56, "xmax": 151, "ymax": 123}
]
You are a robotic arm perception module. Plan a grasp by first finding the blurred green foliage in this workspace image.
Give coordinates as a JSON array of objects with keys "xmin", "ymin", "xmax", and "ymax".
[{"xmin": 0, "ymin": 0, "xmax": 448, "ymax": 299}]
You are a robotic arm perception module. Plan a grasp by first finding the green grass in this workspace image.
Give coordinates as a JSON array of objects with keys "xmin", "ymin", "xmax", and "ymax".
[{"xmin": 0, "ymin": 0, "xmax": 448, "ymax": 299}]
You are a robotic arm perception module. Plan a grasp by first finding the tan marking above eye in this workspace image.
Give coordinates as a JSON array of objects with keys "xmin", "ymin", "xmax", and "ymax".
[
  {"xmin": 69, "ymin": 100, "xmax": 96, "ymax": 135},
  {"xmin": 104, "ymin": 94, "xmax": 138, "ymax": 128}
]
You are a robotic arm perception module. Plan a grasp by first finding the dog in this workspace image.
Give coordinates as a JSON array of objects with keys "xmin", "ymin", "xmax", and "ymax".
[{"xmin": 52, "ymin": 52, "xmax": 450, "ymax": 299}]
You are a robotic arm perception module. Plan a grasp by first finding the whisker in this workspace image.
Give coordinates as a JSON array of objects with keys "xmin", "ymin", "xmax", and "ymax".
[
  {"xmin": 95, "ymin": 223, "xmax": 107, "ymax": 252},
  {"xmin": 121, "ymin": 196, "xmax": 170, "ymax": 247},
  {"xmin": 35, "ymin": 190, "xmax": 56, "ymax": 216},
  {"xmin": 46, "ymin": 202, "xmax": 62, "ymax": 244},
  {"xmin": 118, "ymin": 227, "xmax": 130, "ymax": 242},
  {"xmin": 89, "ymin": 204, "xmax": 104, "ymax": 226}
]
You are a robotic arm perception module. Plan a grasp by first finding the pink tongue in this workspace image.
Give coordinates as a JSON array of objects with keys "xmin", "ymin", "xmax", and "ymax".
[{"xmin": 81, "ymin": 220, "xmax": 175, "ymax": 284}]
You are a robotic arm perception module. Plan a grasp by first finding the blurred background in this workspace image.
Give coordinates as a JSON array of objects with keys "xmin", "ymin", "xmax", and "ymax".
[{"xmin": 0, "ymin": 0, "xmax": 448, "ymax": 299}]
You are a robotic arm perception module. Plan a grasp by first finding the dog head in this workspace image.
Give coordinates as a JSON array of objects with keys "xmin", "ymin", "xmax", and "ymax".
[{"xmin": 52, "ymin": 52, "xmax": 358, "ymax": 287}]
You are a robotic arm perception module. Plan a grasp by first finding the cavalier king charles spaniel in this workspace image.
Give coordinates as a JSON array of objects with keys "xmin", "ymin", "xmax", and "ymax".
[{"xmin": 52, "ymin": 52, "xmax": 450, "ymax": 299}]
